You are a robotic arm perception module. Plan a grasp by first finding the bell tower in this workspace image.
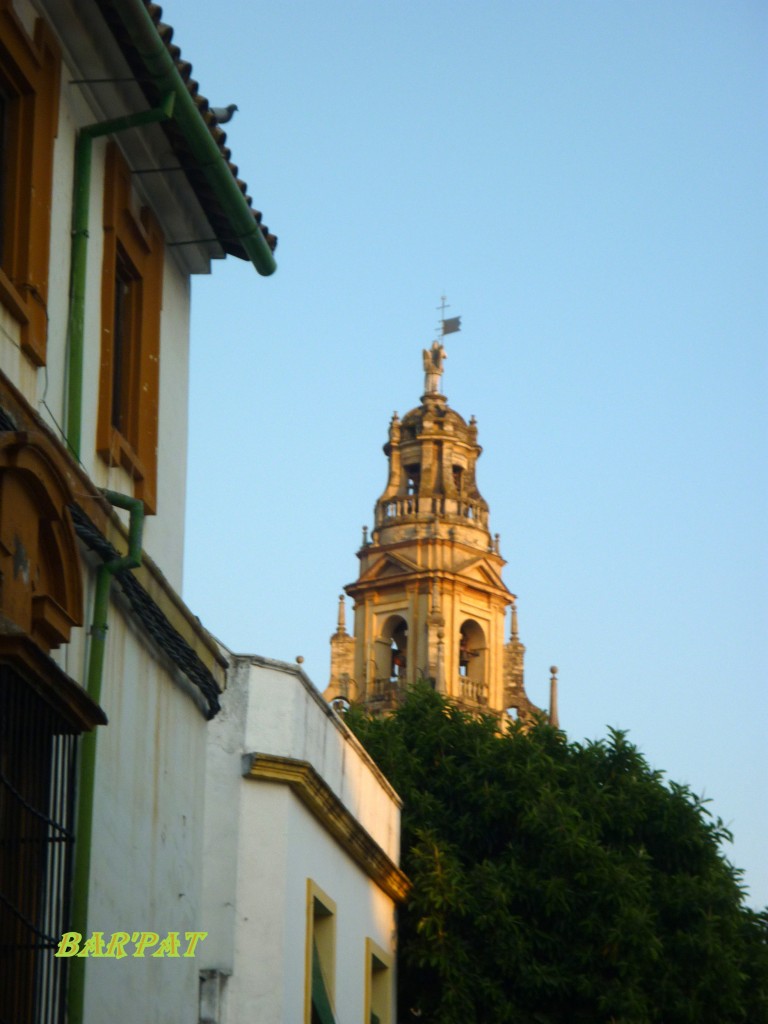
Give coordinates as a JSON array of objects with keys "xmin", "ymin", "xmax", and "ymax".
[{"xmin": 326, "ymin": 336, "xmax": 541, "ymax": 721}]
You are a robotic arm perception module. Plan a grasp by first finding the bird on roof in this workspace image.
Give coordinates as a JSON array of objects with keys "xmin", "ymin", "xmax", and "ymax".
[{"xmin": 210, "ymin": 103, "xmax": 238, "ymax": 123}]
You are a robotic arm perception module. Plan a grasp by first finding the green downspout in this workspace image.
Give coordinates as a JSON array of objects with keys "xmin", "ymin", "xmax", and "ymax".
[
  {"xmin": 65, "ymin": 93, "xmax": 175, "ymax": 458},
  {"xmin": 64, "ymin": 8, "xmax": 275, "ymax": 1017},
  {"xmin": 98, "ymin": 0, "xmax": 277, "ymax": 277},
  {"xmin": 68, "ymin": 491, "xmax": 144, "ymax": 1024},
  {"xmin": 67, "ymin": 0, "xmax": 277, "ymax": 456}
]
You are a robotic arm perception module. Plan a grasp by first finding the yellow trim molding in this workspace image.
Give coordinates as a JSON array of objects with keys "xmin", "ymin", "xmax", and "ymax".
[
  {"xmin": 245, "ymin": 753, "xmax": 410, "ymax": 904},
  {"xmin": 304, "ymin": 879, "xmax": 336, "ymax": 1024},
  {"xmin": 365, "ymin": 936, "xmax": 393, "ymax": 1024}
]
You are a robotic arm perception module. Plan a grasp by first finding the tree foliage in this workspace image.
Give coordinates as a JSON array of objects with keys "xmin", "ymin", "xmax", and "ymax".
[{"xmin": 346, "ymin": 683, "xmax": 768, "ymax": 1024}]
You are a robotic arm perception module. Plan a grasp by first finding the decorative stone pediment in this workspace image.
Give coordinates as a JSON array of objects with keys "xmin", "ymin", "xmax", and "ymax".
[
  {"xmin": 358, "ymin": 553, "xmax": 419, "ymax": 584},
  {"xmin": 0, "ymin": 432, "xmax": 83, "ymax": 651},
  {"xmin": 453, "ymin": 555, "xmax": 508, "ymax": 592}
]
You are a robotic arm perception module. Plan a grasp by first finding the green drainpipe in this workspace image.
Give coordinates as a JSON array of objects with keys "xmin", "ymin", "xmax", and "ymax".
[
  {"xmin": 99, "ymin": 0, "xmax": 278, "ymax": 278},
  {"xmin": 68, "ymin": 490, "xmax": 144, "ymax": 1024},
  {"xmin": 65, "ymin": 93, "xmax": 175, "ymax": 459},
  {"xmin": 67, "ymin": 0, "xmax": 277, "ymax": 457}
]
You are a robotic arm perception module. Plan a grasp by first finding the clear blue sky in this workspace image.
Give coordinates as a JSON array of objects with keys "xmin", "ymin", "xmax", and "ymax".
[{"xmin": 176, "ymin": 1, "xmax": 767, "ymax": 907}]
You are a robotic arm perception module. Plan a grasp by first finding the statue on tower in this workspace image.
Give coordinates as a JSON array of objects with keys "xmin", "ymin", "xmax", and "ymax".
[{"xmin": 423, "ymin": 340, "xmax": 446, "ymax": 394}]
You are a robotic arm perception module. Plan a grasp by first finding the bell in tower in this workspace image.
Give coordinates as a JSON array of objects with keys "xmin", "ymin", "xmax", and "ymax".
[{"xmin": 325, "ymin": 333, "xmax": 541, "ymax": 722}]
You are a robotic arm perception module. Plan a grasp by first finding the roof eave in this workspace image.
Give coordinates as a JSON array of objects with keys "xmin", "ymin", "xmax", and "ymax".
[{"xmin": 96, "ymin": 0, "xmax": 277, "ymax": 276}]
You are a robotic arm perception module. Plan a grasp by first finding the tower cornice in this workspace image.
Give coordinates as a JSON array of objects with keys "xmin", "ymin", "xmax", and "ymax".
[{"xmin": 345, "ymin": 560, "xmax": 515, "ymax": 607}]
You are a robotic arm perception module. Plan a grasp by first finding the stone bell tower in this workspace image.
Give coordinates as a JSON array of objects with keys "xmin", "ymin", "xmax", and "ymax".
[{"xmin": 326, "ymin": 334, "xmax": 544, "ymax": 722}]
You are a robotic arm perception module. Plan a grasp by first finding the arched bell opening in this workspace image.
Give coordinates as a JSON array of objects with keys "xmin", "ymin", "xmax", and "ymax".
[
  {"xmin": 458, "ymin": 619, "xmax": 487, "ymax": 704},
  {"xmin": 374, "ymin": 614, "xmax": 408, "ymax": 685},
  {"xmin": 330, "ymin": 696, "xmax": 350, "ymax": 716},
  {"xmin": 404, "ymin": 463, "xmax": 420, "ymax": 497}
]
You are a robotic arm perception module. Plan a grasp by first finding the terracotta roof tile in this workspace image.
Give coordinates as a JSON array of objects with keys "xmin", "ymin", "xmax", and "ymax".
[{"xmin": 100, "ymin": 0, "xmax": 276, "ymax": 259}]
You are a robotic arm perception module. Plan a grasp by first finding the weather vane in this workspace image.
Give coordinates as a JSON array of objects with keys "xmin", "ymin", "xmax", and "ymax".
[{"xmin": 436, "ymin": 295, "xmax": 461, "ymax": 338}]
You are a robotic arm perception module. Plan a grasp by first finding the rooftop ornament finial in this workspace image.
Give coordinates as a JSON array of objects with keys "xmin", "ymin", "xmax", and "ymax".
[
  {"xmin": 549, "ymin": 666, "xmax": 559, "ymax": 728},
  {"xmin": 422, "ymin": 340, "xmax": 446, "ymax": 394},
  {"xmin": 423, "ymin": 296, "xmax": 461, "ymax": 396},
  {"xmin": 510, "ymin": 599, "xmax": 519, "ymax": 641},
  {"xmin": 336, "ymin": 594, "xmax": 347, "ymax": 635}
]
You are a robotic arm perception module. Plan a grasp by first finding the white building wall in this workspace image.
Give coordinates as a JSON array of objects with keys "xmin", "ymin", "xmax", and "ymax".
[
  {"xmin": 242, "ymin": 657, "xmax": 401, "ymax": 862},
  {"xmin": 203, "ymin": 655, "xmax": 402, "ymax": 1024},
  {"xmin": 230, "ymin": 784, "xmax": 291, "ymax": 1021},
  {"xmin": 82, "ymin": 603, "xmax": 209, "ymax": 1024},
  {"xmin": 144, "ymin": 262, "xmax": 191, "ymax": 586},
  {"xmin": 228, "ymin": 783, "xmax": 397, "ymax": 1024},
  {"xmin": 1, "ymin": 6, "xmax": 274, "ymax": 1024},
  {"xmin": 201, "ymin": 657, "xmax": 248, "ymax": 972}
]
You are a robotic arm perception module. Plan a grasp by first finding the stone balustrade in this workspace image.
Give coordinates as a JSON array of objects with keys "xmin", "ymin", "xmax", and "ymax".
[
  {"xmin": 458, "ymin": 677, "xmax": 489, "ymax": 706},
  {"xmin": 376, "ymin": 497, "xmax": 488, "ymax": 527}
]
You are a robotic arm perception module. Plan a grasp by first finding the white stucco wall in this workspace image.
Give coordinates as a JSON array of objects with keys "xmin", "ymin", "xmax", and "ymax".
[
  {"xmin": 230, "ymin": 783, "xmax": 397, "ymax": 1024},
  {"xmin": 202, "ymin": 655, "xmax": 402, "ymax": 1024},
  {"xmin": 1, "ymin": 6, "xmax": 275, "ymax": 1023},
  {"xmin": 242, "ymin": 656, "xmax": 401, "ymax": 861},
  {"xmin": 82, "ymin": 600, "xmax": 210, "ymax": 1024},
  {"xmin": 45, "ymin": 541, "xmax": 213, "ymax": 1024},
  {"xmin": 142, "ymin": 262, "xmax": 191, "ymax": 586}
]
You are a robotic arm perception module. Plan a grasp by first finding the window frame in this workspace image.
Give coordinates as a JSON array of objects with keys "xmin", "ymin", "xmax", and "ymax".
[
  {"xmin": 305, "ymin": 879, "xmax": 337, "ymax": 1024},
  {"xmin": 0, "ymin": 1, "xmax": 60, "ymax": 366},
  {"xmin": 364, "ymin": 937, "xmax": 393, "ymax": 1024},
  {"xmin": 97, "ymin": 141, "xmax": 163, "ymax": 513}
]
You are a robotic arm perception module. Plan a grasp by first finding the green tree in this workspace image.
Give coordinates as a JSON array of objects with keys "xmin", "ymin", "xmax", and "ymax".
[{"xmin": 346, "ymin": 683, "xmax": 768, "ymax": 1024}]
